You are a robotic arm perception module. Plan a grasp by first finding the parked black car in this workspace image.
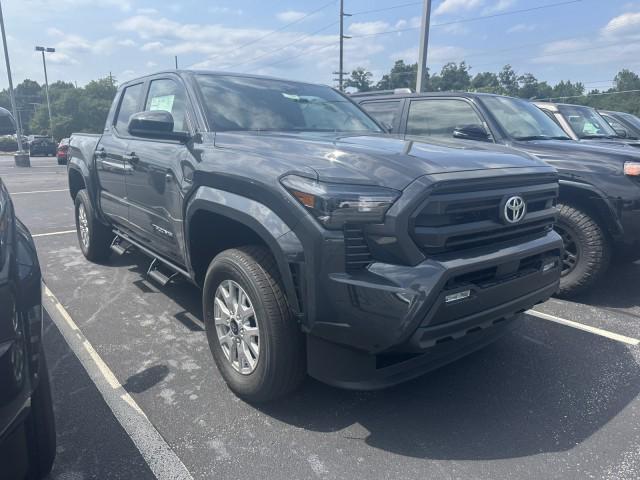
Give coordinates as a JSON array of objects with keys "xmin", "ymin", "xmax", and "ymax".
[
  {"xmin": 28, "ymin": 136, "xmax": 57, "ymax": 157},
  {"xmin": 599, "ymin": 110, "xmax": 640, "ymax": 140},
  {"xmin": 56, "ymin": 138, "xmax": 70, "ymax": 165},
  {"xmin": 0, "ymin": 109, "xmax": 56, "ymax": 479},
  {"xmin": 534, "ymin": 102, "xmax": 640, "ymax": 148},
  {"xmin": 67, "ymin": 71, "xmax": 561, "ymax": 402},
  {"xmin": 354, "ymin": 91, "xmax": 640, "ymax": 296}
]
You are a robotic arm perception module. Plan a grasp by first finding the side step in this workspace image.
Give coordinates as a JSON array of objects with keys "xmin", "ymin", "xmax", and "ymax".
[
  {"xmin": 147, "ymin": 258, "xmax": 178, "ymax": 287},
  {"xmin": 110, "ymin": 236, "xmax": 132, "ymax": 256}
]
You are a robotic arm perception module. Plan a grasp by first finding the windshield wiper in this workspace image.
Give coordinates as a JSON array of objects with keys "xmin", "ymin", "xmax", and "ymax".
[{"xmin": 513, "ymin": 135, "xmax": 569, "ymax": 141}]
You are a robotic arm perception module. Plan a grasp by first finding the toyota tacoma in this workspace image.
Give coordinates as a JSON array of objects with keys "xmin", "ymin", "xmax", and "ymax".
[{"xmin": 67, "ymin": 72, "xmax": 562, "ymax": 402}]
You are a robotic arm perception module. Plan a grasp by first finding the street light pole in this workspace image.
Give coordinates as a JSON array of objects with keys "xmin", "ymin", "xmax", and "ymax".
[
  {"xmin": 416, "ymin": 0, "xmax": 432, "ymax": 93},
  {"xmin": 35, "ymin": 46, "xmax": 55, "ymax": 139},
  {"xmin": 0, "ymin": 0, "xmax": 29, "ymax": 166}
]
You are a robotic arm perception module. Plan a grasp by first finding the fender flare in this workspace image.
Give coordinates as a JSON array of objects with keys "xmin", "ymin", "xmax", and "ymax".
[
  {"xmin": 185, "ymin": 186, "xmax": 305, "ymax": 316},
  {"xmin": 559, "ymin": 179, "xmax": 623, "ymax": 237}
]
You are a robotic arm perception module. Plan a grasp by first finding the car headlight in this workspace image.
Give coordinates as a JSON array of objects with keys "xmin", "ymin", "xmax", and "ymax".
[{"xmin": 281, "ymin": 175, "xmax": 400, "ymax": 230}]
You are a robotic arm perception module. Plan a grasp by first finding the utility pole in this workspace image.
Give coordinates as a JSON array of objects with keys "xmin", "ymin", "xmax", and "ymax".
[
  {"xmin": 337, "ymin": 0, "xmax": 351, "ymax": 91},
  {"xmin": 416, "ymin": 0, "xmax": 432, "ymax": 93},
  {"xmin": 175, "ymin": 56, "xmax": 178, "ymax": 69},
  {"xmin": 35, "ymin": 46, "xmax": 55, "ymax": 139},
  {"xmin": 0, "ymin": 1, "xmax": 28, "ymax": 166}
]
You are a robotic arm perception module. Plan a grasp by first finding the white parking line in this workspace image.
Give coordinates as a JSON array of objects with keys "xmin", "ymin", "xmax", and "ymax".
[
  {"xmin": 11, "ymin": 188, "xmax": 68, "ymax": 195},
  {"xmin": 527, "ymin": 309, "xmax": 640, "ymax": 346},
  {"xmin": 32, "ymin": 229, "xmax": 76, "ymax": 238},
  {"xmin": 43, "ymin": 285, "xmax": 194, "ymax": 480}
]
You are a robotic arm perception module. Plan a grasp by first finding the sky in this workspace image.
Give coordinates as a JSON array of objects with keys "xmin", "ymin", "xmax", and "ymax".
[{"xmin": 1, "ymin": 0, "xmax": 639, "ymax": 90}]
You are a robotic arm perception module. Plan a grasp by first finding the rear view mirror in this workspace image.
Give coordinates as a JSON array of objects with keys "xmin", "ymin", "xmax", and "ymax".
[
  {"xmin": 453, "ymin": 124, "xmax": 491, "ymax": 142},
  {"xmin": 128, "ymin": 111, "xmax": 190, "ymax": 142},
  {"xmin": 0, "ymin": 107, "xmax": 17, "ymax": 136}
]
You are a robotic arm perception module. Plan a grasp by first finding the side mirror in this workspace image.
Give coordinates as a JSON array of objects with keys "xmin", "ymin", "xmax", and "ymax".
[
  {"xmin": 128, "ymin": 111, "xmax": 190, "ymax": 142},
  {"xmin": 0, "ymin": 107, "xmax": 17, "ymax": 136},
  {"xmin": 614, "ymin": 128, "xmax": 628, "ymax": 138},
  {"xmin": 453, "ymin": 124, "xmax": 491, "ymax": 142}
]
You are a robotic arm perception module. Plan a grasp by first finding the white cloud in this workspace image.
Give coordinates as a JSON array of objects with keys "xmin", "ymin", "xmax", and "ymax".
[
  {"xmin": 276, "ymin": 10, "xmax": 306, "ymax": 22},
  {"xmin": 46, "ymin": 51, "xmax": 78, "ymax": 65},
  {"xmin": 145, "ymin": 61, "xmax": 157, "ymax": 68},
  {"xmin": 434, "ymin": 0, "xmax": 483, "ymax": 16},
  {"xmin": 209, "ymin": 6, "xmax": 243, "ymax": 15},
  {"xmin": 117, "ymin": 39, "xmax": 137, "ymax": 47},
  {"xmin": 47, "ymin": 28, "xmax": 118, "ymax": 55},
  {"xmin": 141, "ymin": 41, "xmax": 164, "ymax": 52},
  {"xmin": 348, "ymin": 21, "xmax": 390, "ymax": 36},
  {"xmin": 483, "ymin": 0, "xmax": 515, "ymax": 14},
  {"xmin": 136, "ymin": 8, "xmax": 158, "ymax": 15},
  {"xmin": 507, "ymin": 23, "xmax": 536, "ymax": 33},
  {"xmin": 26, "ymin": 0, "xmax": 132, "ymax": 11},
  {"xmin": 389, "ymin": 45, "xmax": 466, "ymax": 64},
  {"xmin": 601, "ymin": 11, "xmax": 640, "ymax": 37},
  {"xmin": 441, "ymin": 23, "xmax": 470, "ymax": 35}
]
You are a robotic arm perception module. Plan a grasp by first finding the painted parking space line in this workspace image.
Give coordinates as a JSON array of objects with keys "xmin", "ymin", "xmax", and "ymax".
[
  {"xmin": 32, "ymin": 229, "xmax": 76, "ymax": 238},
  {"xmin": 527, "ymin": 309, "xmax": 640, "ymax": 346},
  {"xmin": 43, "ymin": 284, "xmax": 194, "ymax": 480},
  {"xmin": 11, "ymin": 188, "xmax": 68, "ymax": 195}
]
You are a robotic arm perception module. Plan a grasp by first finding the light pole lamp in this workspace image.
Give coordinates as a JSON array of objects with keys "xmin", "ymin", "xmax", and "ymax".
[{"xmin": 35, "ymin": 46, "xmax": 55, "ymax": 139}]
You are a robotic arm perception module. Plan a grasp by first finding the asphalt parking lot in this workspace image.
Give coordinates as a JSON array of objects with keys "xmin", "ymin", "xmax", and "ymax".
[{"xmin": 1, "ymin": 154, "xmax": 639, "ymax": 480}]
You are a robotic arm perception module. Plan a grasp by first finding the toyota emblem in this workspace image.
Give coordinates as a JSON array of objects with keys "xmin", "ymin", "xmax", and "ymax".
[{"xmin": 503, "ymin": 195, "xmax": 526, "ymax": 224}]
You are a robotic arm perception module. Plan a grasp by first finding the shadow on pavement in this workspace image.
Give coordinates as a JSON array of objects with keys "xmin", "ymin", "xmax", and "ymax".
[{"xmin": 571, "ymin": 260, "xmax": 640, "ymax": 310}]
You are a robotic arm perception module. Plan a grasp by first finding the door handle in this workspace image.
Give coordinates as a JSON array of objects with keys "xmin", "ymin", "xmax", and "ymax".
[
  {"xmin": 95, "ymin": 148, "xmax": 107, "ymax": 159},
  {"xmin": 125, "ymin": 152, "xmax": 139, "ymax": 165}
]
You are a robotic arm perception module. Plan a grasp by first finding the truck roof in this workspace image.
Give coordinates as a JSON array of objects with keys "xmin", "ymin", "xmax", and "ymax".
[{"xmin": 350, "ymin": 90, "xmax": 510, "ymax": 101}]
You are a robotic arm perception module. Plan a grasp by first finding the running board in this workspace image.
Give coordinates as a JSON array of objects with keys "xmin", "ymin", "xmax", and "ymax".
[
  {"xmin": 110, "ymin": 236, "xmax": 131, "ymax": 256},
  {"xmin": 147, "ymin": 258, "xmax": 178, "ymax": 286},
  {"xmin": 111, "ymin": 229, "xmax": 192, "ymax": 283}
]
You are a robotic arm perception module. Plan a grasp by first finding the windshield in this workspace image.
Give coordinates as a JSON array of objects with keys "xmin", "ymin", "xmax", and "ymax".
[
  {"xmin": 557, "ymin": 104, "xmax": 617, "ymax": 138},
  {"xmin": 618, "ymin": 111, "xmax": 640, "ymax": 130},
  {"xmin": 480, "ymin": 95, "xmax": 570, "ymax": 140},
  {"xmin": 195, "ymin": 75, "xmax": 382, "ymax": 133}
]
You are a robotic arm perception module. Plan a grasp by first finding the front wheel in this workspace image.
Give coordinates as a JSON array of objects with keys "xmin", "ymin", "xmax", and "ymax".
[
  {"xmin": 203, "ymin": 246, "xmax": 305, "ymax": 402},
  {"xmin": 555, "ymin": 203, "xmax": 611, "ymax": 297},
  {"xmin": 74, "ymin": 189, "xmax": 112, "ymax": 262}
]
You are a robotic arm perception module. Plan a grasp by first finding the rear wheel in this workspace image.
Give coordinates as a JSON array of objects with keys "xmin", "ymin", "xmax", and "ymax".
[
  {"xmin": 555, "ymin": 203, "xmax": 611, "ymax": 297},
  {"xmin": 74, "ymin": 189, "xmax": 112, "ymax": 262},
  {"xmin": 203, "ymin": 246, "xmax": 305, "ymax": 402}
]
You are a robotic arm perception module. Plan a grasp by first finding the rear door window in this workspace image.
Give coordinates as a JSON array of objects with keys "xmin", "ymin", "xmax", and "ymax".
[
  {"xmin": 360, "ymin": 100, "xmax": 402, "ymax": 129},
  {"xmin": 406, "ymin": 99, "xmax": 484, "ymax": 139}
]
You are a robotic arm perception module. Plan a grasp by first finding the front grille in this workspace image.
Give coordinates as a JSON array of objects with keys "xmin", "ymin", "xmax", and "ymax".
[
  {"xmin": 412, "ymin": 175, "xmax": 558, "ymax": 255},
  {"xmin": 344, "ymin": 225, "xmax": 372, "ymax": 272}
]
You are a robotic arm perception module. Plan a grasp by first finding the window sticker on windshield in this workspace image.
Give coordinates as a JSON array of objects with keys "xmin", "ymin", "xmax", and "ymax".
[{"xmin": 150, "ymin": 94, "xmax": 175, "ymax": 112}]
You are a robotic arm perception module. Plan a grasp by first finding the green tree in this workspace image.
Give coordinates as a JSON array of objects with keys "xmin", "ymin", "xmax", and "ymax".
[
  {"xmin": 551, "ymin": 80, "xmax": 585, "ymax": 100},
  {"xmin": 345, "ymin": 67, "xmax": 373, "ymax": 92},
  {"xmin": 433, "ymin": 62, "xmax": 471, "ymax": 91},
  {"xmin": 376, "ymin": 60, "xmax": 418, "ymax": 90},
  {"xmin": 613, "ymin": 69, "xmax": 640, "ymax": 92},
  {"xmin": 499, "ymin": 64, "xmax": 519, "ymax": 96},
  {"xmin": 471, "ymin": 71, "xmax": 500, "ymax": 93}
]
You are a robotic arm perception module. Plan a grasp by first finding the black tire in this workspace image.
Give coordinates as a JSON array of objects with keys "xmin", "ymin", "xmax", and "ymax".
[
  {"xmin": 203, "ymin": 246, "xmax": 305, "ymax": 402},
  {"xmin": 74, "ymin": 189, "xmax": 112, "ymax": 262},
  {"xmin": 555, "ymin": 203, "xmax": 611, "ymax": 297},
  {"xmin": 26, "ymin": 350, "xmax": 56, "ymax": 479}
]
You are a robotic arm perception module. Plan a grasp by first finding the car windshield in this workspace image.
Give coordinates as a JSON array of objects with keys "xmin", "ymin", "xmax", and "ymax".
[
  {"xmin": 480, "ymin": 95, "xmax": 570, "ymax": 141},
  {"xmin": 195, "ymin": 74, "xmax": 382, "ymax": 133},
  {"xmin": 557, "ymin": 104, "xmax": 618, "ymax": 138},
  {"xmin": 618, "ymin": 111, "xmax": 640, "ymax": 130}
]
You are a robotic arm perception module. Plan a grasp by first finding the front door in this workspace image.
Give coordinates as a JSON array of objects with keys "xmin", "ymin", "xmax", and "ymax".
[
  {"xmin": 96, "ymin": 82, "xmax": 144, "ymax": 227},
  {"xmin": 125, "ymin": 77, "xmax": 193, "ymax": 265}
]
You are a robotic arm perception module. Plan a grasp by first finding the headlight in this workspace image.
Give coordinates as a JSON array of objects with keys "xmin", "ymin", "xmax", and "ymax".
[
  {"xmin": 624, "ymin": 162, "xmax": 640, "ymax": 176},
  {"xmin": 281, "ymin": 175, "xmax": 400, "ymax": 230}
]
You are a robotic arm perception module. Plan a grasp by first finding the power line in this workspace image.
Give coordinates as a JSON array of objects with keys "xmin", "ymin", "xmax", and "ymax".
[
  {"xmin": 350, "ymin": 0, "xmax": 583, "ymax": 38},
  {"xmin": 204, "ymin": 0, "xmax": 337, "ymax": 62},
  {"xmin": 224, "ymin": 21, "xmax": 338, "ymax": 71},
  {"xmin": 350, "ymin": 1, "xmax": 422, "ymax": 16},
  {"xmin": 260, "ymin": 41, "xmax": 338, "ymax": 69}
]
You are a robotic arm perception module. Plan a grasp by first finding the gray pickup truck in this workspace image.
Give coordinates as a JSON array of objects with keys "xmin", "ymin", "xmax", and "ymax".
[{"xmin": 67, "ymin": 71, "xmax": 562, "ymax": 402}]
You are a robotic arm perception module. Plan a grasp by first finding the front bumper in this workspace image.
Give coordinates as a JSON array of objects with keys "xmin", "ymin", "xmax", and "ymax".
[{"xmin": 306, "ymin": 231, "xmax": 562, "ymax": 389}]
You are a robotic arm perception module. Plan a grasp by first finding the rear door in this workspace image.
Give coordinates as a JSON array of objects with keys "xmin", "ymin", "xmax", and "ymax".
[
  {"xmin": 124, "ymin": 76, "xmax": 194, "ymax": 265},
  {"xmin": 96, "ymin": 82, "xmax": 143, "ymax": 227}
]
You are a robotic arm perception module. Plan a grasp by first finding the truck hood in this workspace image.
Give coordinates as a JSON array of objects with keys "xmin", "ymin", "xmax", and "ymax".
[
  {"xmin": 509, "ymin": 139, "xmax": 640, "ymax": 175},
  {"xmin": 213, "ymin": 131, "xmax": 548, "ymax": 190}
]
